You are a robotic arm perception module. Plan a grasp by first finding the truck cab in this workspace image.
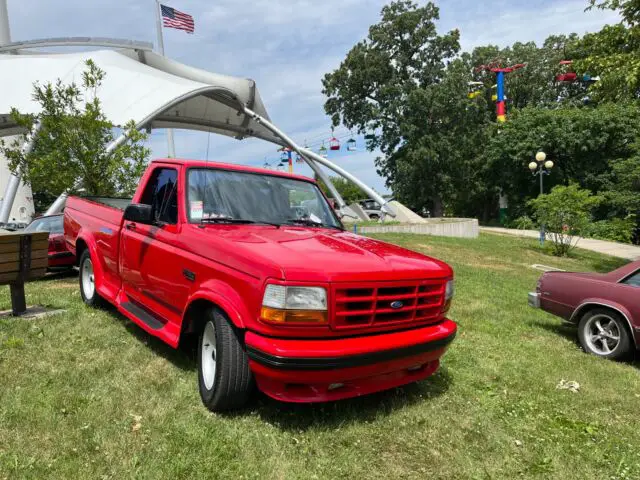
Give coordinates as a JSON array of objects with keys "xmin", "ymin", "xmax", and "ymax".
[{"xmin": 64, "ymin": 159, "xmax": 456, "ymax": 411}]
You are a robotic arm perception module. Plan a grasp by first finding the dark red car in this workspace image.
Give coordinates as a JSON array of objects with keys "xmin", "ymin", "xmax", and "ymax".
[
  {"xmin": 24, "ymin": 214, "xmax": 76, "ymax": 269},
  {"xmin": 529, "ymin": 261, "xmax": 640, "ymax": 359}
]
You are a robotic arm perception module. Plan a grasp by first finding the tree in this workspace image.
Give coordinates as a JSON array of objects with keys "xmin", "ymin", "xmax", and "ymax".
[
  {"xmin": 483, "ymin": 103, "xmax": 640, "ymax": 223},
  {"xmin": 529, "ymin": 184, "xmax": 601, "ymax": 256},
  {"xmin": 573, "ymin": 0, "xmax": 640, "ymax": 102},
  {"xmin": 316, "ymin": 175, "xmax": 364, "ymax": 204},
  {"xmin": 0, "ymin": 60, "xmax": 149, "ymax": 211},
  {"xmin": 322, "ymin": 1, "xmax": 466, "ymax": 216}
]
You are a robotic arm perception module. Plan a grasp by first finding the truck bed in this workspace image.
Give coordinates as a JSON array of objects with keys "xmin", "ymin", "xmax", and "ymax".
[
  {"xmin": 81, "ymin": 196, "xmax": 132, "ymax": 211},
  {"xmin": 64, "ymin": 195, "xmax": 131, "ymax": 300}
]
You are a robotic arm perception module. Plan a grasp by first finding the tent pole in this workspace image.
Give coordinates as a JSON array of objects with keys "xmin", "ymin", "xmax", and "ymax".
[
  {"xmin": 239, "ymin": 107, "xmax": 348, "ymax": 210},
  {"xmin": 43, "ymin": 192, "xmax": 68, "ymax": 217},
  {"xmin": 300, "ymin": 154, "xmax": 346, "ymax": 209},
  {"xmin": 0, "ymin": 122, "xmax": 41, "ymax": 223},
  {"xmin": 0, "ymin": 0, "xmax": 10, "ymax": 46},
  {"xmin": 300, "ymin": 147, "xmax": 394, "ymax": 217},
  {"xmin": 0, "ymin": 0, "xmax": 12, "ymax": 219},
  {"xmin": 241, "ymin": 106, "xmax": 394, "ymax": 217}
]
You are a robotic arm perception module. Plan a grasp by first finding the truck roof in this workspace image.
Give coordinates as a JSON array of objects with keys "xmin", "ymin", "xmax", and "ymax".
[{"xmin": 151, "ymin": 158, "xmax": 316, "ymax": 183}]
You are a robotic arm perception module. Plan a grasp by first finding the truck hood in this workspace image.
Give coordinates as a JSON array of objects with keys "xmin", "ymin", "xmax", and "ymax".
[{"xmin": 190, "ymin": 225, "xmax": 452, "ymax": 282}]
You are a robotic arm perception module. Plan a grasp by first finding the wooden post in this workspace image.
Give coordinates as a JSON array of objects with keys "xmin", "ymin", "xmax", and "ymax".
[{"xmin": 9, "ymin": 281, "xmax": 26, "ymax": 315}]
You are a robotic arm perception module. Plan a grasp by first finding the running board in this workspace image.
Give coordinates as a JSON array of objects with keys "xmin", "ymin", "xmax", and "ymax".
[{"xmin": 121, "ymin": 301, "xmax": 166, "ymax": 330}]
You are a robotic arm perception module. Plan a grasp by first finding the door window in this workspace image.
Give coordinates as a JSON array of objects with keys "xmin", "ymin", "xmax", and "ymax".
[
  {"xmin": 140, "ymin": 168, "xmax": 178, "ymax": 224},
  {"xmin": 623, "ymin": 270, "xmax": 640, "ymax": 287}
]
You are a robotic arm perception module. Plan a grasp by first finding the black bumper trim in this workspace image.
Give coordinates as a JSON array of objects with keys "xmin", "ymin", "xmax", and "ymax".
[{"xmin": 246, "ymin": 330, "xmax": 456, "ymax": 371}]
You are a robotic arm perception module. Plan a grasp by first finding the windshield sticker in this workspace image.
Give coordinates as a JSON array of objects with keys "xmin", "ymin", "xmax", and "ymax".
[{"xmin": 190, "ymin": 201, "xmax": 203, "ymax": 220}]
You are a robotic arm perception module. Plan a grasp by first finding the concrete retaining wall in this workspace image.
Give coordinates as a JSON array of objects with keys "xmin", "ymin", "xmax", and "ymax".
[{"xmin": 358, "ymin": 218, "xmax": 479, "ymax": 238}]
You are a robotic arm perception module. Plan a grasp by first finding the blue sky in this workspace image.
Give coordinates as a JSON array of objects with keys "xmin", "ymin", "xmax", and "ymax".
[{"xmin": 6, "ymin": 0, "xmax": 619, "ymax": 193}]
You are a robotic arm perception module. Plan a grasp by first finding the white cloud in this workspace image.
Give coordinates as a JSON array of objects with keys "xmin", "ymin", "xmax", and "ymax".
[{"xmin": 6, "ymin": 0, "xmax": 620, "ymax": 195}]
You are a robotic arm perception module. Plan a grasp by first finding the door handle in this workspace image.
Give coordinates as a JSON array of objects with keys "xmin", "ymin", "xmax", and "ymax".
[{"xmin": 126, "ymin": 222, "xmax": 137, "ymax": 230}]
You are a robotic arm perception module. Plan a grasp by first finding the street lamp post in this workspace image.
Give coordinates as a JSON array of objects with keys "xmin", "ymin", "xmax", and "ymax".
[{"xmin": 528, "ymin": 151, "xmax": 554, "ymax": 246}]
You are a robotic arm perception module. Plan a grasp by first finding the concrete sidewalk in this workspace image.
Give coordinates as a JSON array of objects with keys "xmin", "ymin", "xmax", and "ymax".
[{"xmin": 480, "ymin": 227, "xmax": 640, "ymax": 261}]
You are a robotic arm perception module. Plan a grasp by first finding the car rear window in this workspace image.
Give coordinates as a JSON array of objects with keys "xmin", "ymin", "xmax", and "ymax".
[{"xmin": 24, "ymin": 215, "xmax": 63, "ymax": 234}]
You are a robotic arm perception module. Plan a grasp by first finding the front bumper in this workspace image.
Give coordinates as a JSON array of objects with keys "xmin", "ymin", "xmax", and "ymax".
[
  {"xmin": 528, "ymin": 292, "xmax": 541, "ymax": 308},
  {"xmin": 245, "ymin": 319, "xmax": 457, "ymax": 403}
]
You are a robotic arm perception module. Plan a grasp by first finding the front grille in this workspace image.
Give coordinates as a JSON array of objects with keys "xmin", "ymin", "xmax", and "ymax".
[{"xmin": 332, "ymin": 280, "xmax": 445, "ymax": 330}]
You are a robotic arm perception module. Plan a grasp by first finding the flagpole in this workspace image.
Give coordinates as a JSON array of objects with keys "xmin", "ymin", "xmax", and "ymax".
[{"xmin": 154, "ymin": 0, "xmax": 176, "ymax": 158}]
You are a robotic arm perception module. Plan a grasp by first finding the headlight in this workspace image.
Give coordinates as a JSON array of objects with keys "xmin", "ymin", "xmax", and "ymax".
[
  {"xmin": 261, "ymin": 285, "xmax": 328, "ymax": 324},
  {"xmin": 445, "ymin": 280, "xmax": 455, "ymax": 301}
]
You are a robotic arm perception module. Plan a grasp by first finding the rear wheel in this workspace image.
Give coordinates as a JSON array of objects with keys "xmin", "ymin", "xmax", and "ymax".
[
  {"xmin": 79, "ymin": 250, "xmax": 106, "ymax": 307},
  {"xmin": 197, "ymin": 308, "xmax": 253, "ymax": 411},
  {"xmin": 577, "ymin": 308, "xmax": 633, "ymax": 360}
]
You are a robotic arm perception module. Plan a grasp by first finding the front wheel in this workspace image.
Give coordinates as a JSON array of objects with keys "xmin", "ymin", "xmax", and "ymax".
[
  {"xmin": 79, "ymin": 250, "xmax": 106, "ymax": 308},
  {"xmin": 197, "ymin": 309, "xmax": 253, "ymax": 411},
  {"xmin": 577, "ymin": 308, "xmax": 633, "ymax": 360}
]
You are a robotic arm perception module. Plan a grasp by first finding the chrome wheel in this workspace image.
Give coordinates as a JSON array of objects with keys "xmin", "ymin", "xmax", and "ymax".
[
  {"xmin": 81, "ymin": 257, "xmax": 95, "ymax": 300},
  {"xmin": 201, "ymin": 321, "xmax": 217, "ymax": 390},
  {"xmin": 584, "ymin": 313, "xmax": 621, "ymax": 355}
]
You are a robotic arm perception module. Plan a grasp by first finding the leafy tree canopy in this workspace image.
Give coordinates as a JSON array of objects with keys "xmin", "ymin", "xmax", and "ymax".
[
  {"xmin": 0, "ymin": 60, "xmax": 150, "ymax": 211},
  {"xmin": 322, "ymin": 1, "xmax": 483, "ymax": 215},
  {"xmin": 573, "ymin": 0, "xmax": 640, "ymax": 101},
  {"xmin": 484, "ymin": 102, "xmax": 640, "ymax": 220},
  {"xmin": 322, "ymin": 0, "xmax": 640, "ymax": 243}
]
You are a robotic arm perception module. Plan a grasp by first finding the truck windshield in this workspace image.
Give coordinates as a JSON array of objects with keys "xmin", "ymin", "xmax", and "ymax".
[{"xmin": 187, "ymin": 168, "xmax": 342, "ymax": 229}]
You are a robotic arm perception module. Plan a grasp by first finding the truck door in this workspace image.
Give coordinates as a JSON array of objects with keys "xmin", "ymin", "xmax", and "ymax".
[{"xmin": 119, "ymin": 166, "xmax": 190, "ymax": 320}]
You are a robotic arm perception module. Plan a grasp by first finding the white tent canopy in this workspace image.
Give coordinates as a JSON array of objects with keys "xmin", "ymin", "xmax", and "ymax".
[
  {"xmin": 0, "ymin": 42, "xmax": 393, "ymax": 220},
  {"xmin": 0, "ymin": 48, "xmax": 281, "ymax": 144}
]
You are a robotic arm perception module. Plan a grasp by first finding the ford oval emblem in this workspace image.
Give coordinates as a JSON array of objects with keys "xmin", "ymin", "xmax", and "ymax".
[{"xmin": 390, "ymin": 301, "xmax": 404, "ymax": 309}]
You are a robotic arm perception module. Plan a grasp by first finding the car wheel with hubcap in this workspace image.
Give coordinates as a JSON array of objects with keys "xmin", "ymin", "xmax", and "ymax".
[
  {"xmin": 197, "ymin": 308, "xmax": 253, "ymax": 411},
  {"xmin": 578, "ymin": 308, "xmax": 632, "ymax": 360},
  {"xmin": 79, "ymin": 250, "xmax": 106, "ymax": 307}
]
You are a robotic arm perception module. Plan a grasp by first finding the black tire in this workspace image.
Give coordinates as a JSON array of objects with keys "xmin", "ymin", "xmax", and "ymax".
[
  {"xmin": 197, "ymin": 308, "xmax": 253, "ymax": 412},
  {"xmin": 577, "ymin": 308, "xmax": 633, "ymax": 360},
  {"xmin": 78, "ymin": 250, "xmax": 107, "ymax": 308}
]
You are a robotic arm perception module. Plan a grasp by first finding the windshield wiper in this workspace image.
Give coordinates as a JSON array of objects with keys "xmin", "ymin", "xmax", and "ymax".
[
  {"xmin": 200, "ymin": 216, "xmax": 281, "ymax": 228},
  {"xmin": 286, "ymin": 218, "xmax": 343, "ymax": 230}
]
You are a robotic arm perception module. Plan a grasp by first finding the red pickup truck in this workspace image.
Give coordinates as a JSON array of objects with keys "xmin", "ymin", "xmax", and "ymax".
[{"xmin": 64, "ymin": 159, "xmax": 456, "ymax": 411}]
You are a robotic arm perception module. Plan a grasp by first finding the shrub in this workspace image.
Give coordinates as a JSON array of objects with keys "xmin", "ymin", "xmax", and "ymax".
[
  {"xmin": 507, "ymin": 215, "xmax": 535, "ymax": 230},
  {"xmin": 528, "ymin": 184, "xmax": 600, "ymax": 256},
  {"xmin": 584, "ymin": 217, "xmax": 636, "ymax": 244}
]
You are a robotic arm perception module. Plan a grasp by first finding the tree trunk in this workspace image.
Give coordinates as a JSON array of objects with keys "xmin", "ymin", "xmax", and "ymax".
[{"xmin": 432, "ymin": 196, "xmax": 444, "ymax": 218}]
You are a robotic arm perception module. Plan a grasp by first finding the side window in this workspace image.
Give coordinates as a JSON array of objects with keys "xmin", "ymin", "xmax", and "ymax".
[
  {"xmin": 140, "ymin": 168, "xmax": 178, "ymax": 224},
  {"xmin": 623, "ymin": 270, "xmax": 640, "ymax": 287}
]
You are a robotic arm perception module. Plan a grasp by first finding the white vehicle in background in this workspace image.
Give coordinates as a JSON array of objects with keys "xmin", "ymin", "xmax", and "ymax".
[{"xmin": 359, "ymin": 199, "xmax": 383, "ymax": 220}]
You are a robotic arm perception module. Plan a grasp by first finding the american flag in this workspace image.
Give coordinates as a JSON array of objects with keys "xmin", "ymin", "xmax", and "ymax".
[{"xmin": 161, "ymin": 4, "xmax": 195, "ymax": 33}]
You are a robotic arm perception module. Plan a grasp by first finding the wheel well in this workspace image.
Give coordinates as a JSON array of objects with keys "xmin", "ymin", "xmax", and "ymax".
[
  {"xmin": 75, "ymin": 239, "xmax": 88, "ymax": 266},
  {"xmin": 574, "ymin": 303, "xmax": 636, "ymax": 345},
  {"xmin": 180, "ymin": 300, "xmax": 242, "ymax": 347}
]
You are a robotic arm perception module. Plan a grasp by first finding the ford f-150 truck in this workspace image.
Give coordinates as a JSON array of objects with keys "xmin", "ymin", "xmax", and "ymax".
[{"xmin": 64, "ymin": 159, "xmax": 456, "ymax": 411}]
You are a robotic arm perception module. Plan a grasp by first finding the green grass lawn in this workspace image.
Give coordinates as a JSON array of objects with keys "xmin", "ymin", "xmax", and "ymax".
[{"xmin": 1, "ymin": 233, "xmax": 639, "ymax": 479}]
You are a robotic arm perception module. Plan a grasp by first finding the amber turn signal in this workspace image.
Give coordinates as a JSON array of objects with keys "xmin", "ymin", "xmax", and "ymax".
[{"xmin": 260, "ymin": 307, "xmax": 328, "ymax": 325}]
